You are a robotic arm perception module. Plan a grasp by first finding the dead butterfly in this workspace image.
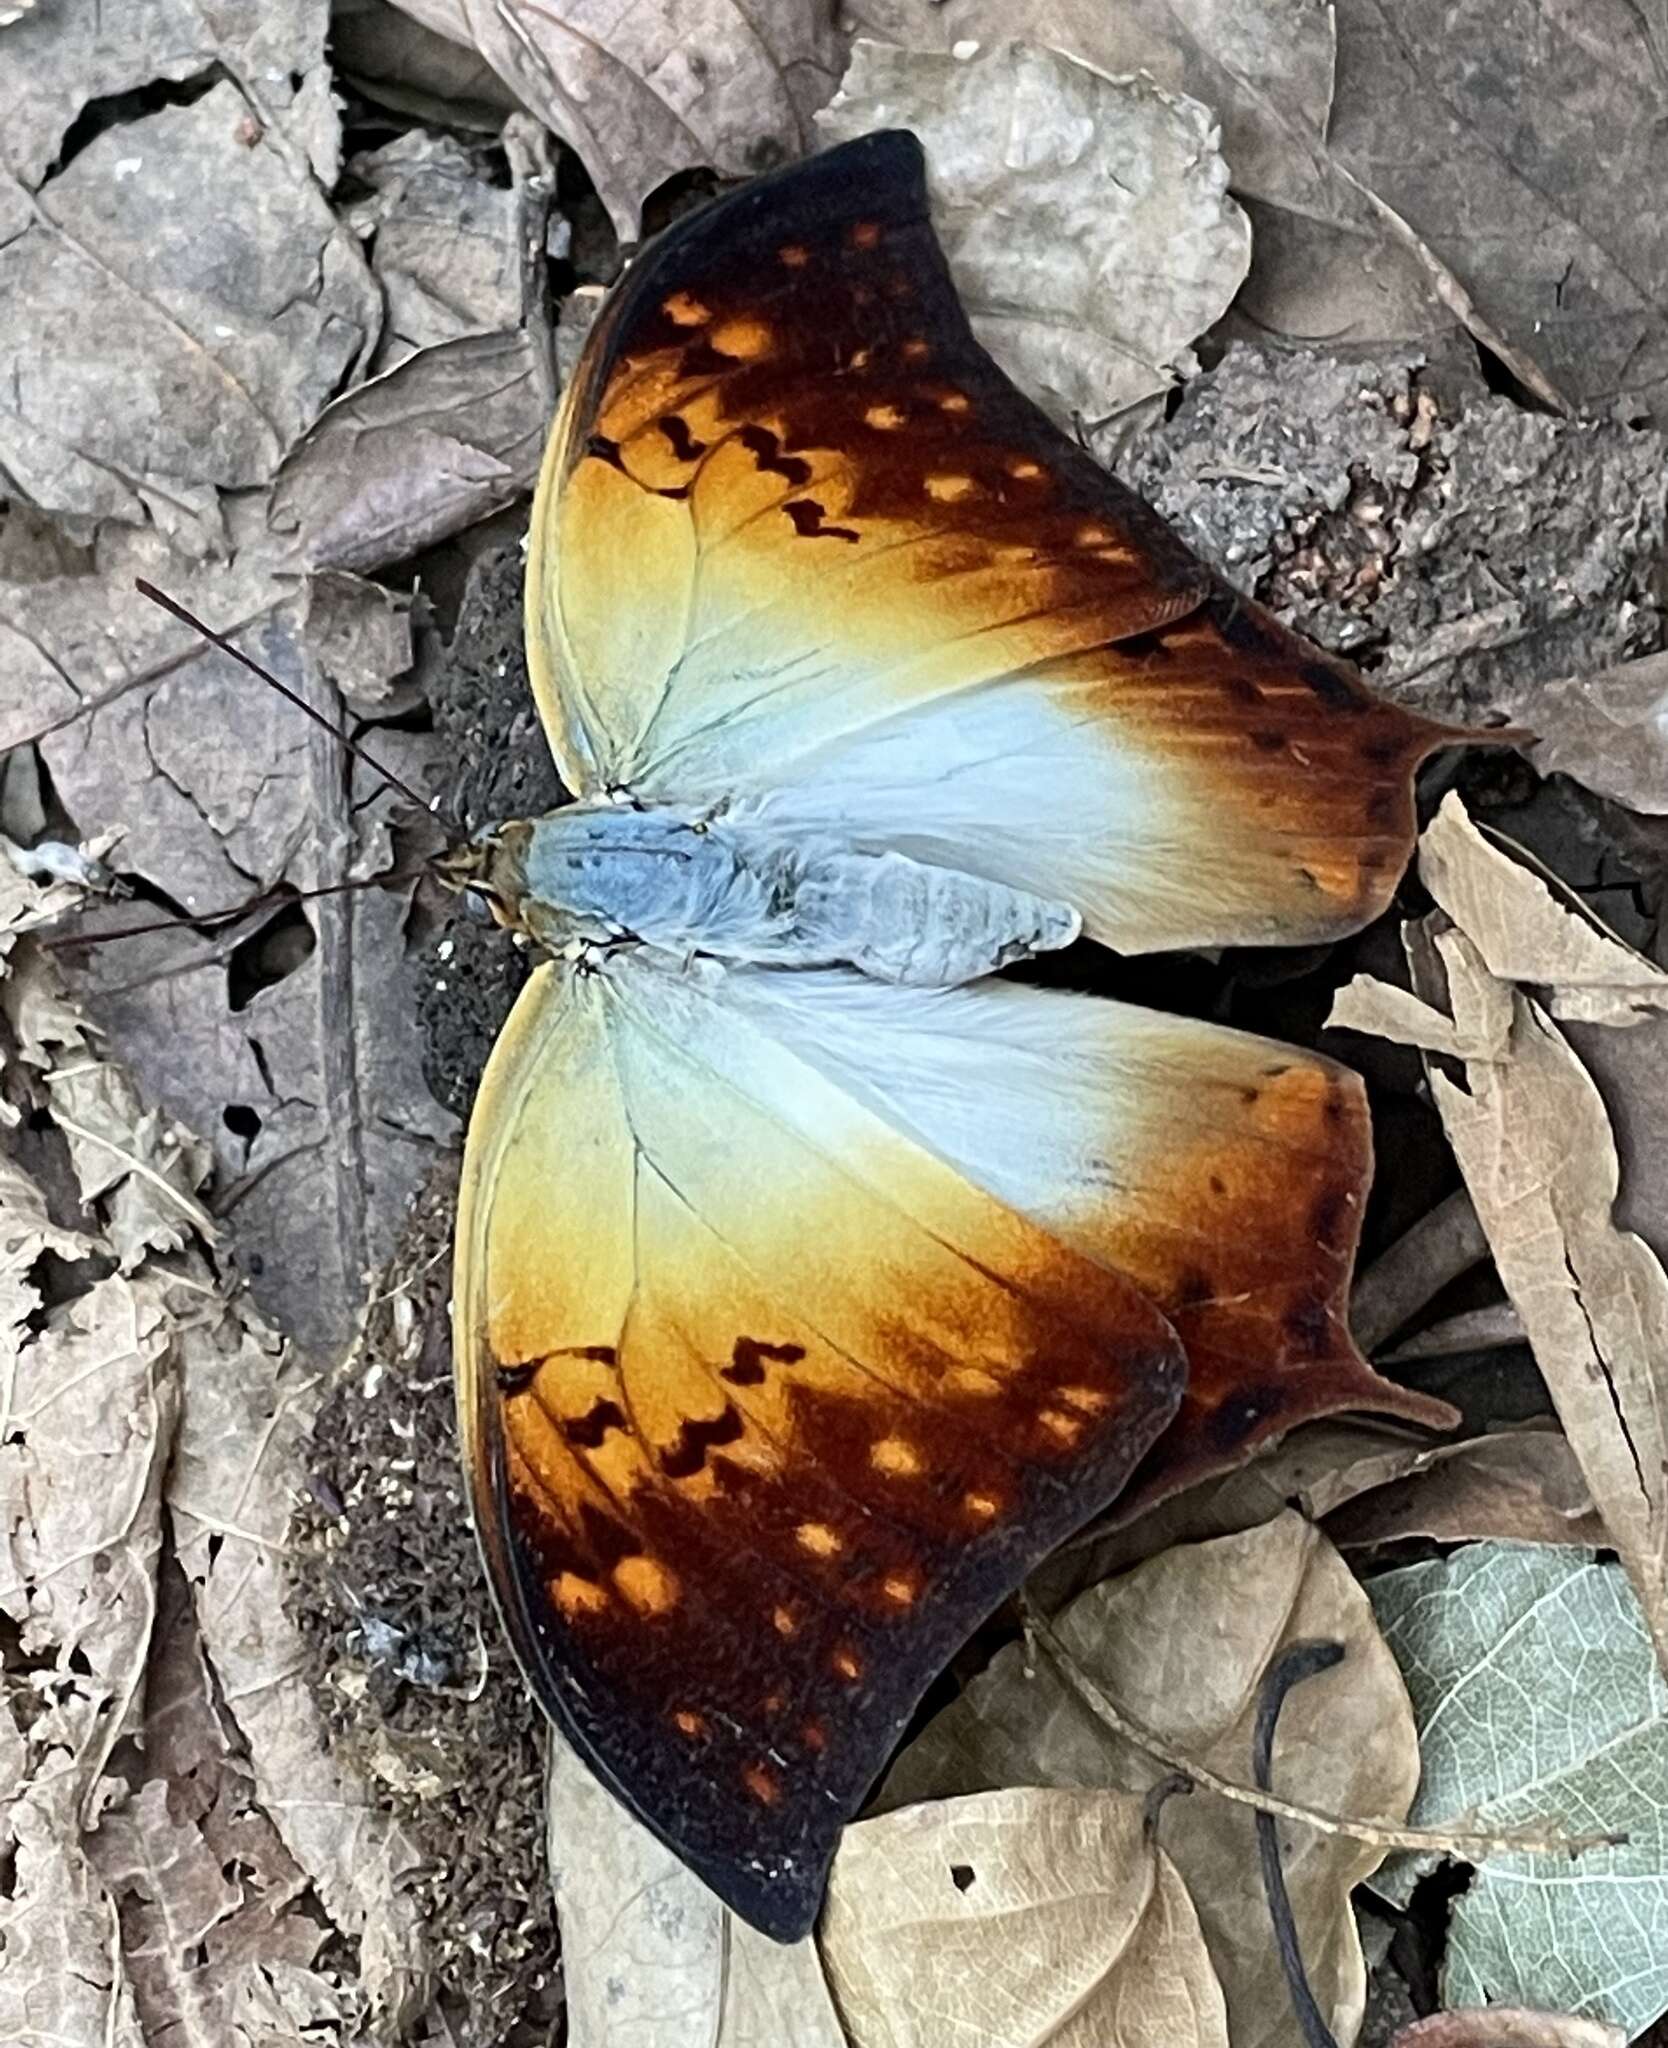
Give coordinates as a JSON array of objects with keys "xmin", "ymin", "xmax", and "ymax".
[{"xmin": 450, "ymin": 128, "xmax": 1466, "ymax": 1942}]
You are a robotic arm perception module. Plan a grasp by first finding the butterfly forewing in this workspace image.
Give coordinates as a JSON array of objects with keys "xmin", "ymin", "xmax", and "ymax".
[{"xmin": 527, "ymin": 129, "xmax": 1452, "ymax": 954}]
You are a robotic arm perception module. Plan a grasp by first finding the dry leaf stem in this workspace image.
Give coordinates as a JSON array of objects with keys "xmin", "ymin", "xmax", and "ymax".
[{"xmin": 1019, "ymin": 1599, "xmax": 1622, "ymax": 1862}]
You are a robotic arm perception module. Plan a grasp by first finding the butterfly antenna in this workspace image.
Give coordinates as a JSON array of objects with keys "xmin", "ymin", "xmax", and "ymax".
[
  {"xmin": 134, "ymin": 579, "xmax": 443, "ymax": 821},
  {"xmin": 41, "ymin": 869, "xmax": 428, "ymax": 951}
]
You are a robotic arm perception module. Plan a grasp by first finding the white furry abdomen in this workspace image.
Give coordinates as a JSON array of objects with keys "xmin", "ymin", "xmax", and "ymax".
[{"xmin": 517, "ymin": 801, "xmax": 1079, "ymax": 988}]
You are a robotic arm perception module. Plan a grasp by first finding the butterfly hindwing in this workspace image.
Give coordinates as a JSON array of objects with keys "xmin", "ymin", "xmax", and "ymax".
[{"xmin": 454, "ymin": 951, "xmax": 1185, "ymax": 1939}]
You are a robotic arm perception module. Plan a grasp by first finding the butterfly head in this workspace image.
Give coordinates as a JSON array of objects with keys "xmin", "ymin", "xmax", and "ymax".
[{"xmin": 433, "ymin": 822, "xmax": 539, "ymax": 934}]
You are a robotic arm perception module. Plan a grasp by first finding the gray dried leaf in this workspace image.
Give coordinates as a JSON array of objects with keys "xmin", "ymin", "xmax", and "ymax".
[
  {"xmin": 1329, "ymin": 0, "xmax": 1668, "ymax": 424},
  {"xmin": 0, "ymin": 81, "xmax": 380, "ymax": 550},
  {"xmin": 1, "ymin": 519, "xmax": 451, "ymax": 1351},
  {"xmin": 818, "ymin": 41, "xmax": 1250, "ymax": 444},
  {"xmin": 333, "ymin": 0, "xmax": 523, "ymax": 129},
  {"xmin": 168, "ymin": 1292, "xmax": 431, "ymax": 2022},
  {"xmin": 1419, "ymin": 795, "xmax": 1668, "ymax": 1027},
  {"xmin": 0, "ymin": 0, "xmax": 340, "ymax": 190},
  {"xmin": 343, "ymin": 129, "xmax": 529, "ymax": 369},
  {"xmin": 268, "ymin": 328, "xmax": 549, "ymax": 574},
  {"xmin": 840, "ymin": 0, "xmax": 1450, "ymax": 350},
  {"xmin": 1511, "ymin": 652, "xmax": 1668, "ymax": 817},
  {"xmin": 390, "ymin": 0, "xmax": 845, "ymax": 238},
  {"xmin": 1326, "ymin": 1428, "xmax": 1608, "ymax": 1554},
  {"xmin": 0, "ymin": 906, "xmax": 432, "ymax": 2035}
]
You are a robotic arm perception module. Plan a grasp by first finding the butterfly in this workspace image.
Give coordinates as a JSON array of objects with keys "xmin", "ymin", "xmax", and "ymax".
[{"xmin": 450, "ymin": 127, "xmax": 1469, "ymax": 1943}]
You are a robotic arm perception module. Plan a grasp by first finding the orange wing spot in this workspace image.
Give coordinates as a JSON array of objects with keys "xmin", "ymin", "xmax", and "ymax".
[
  {"xmin": 778, "ymin": 242, "xmax": 809, "ymax": 268},
  {"xmin": 1038, "ymin": 1407, "xmax": 1084, "ymax": 1443},
  {"xmin": 1057, "ymin": 1384, "xmax": 1113, "ymax": 1415},
  {"xmin": 949, "ymin": 1365, "xmax": 1002, "ymax": 1398},
  {"xmin": 850, "ymin": 220, "xmax": 882, "ymax": 249},
  {"xmin": 937, "ymin": 390, "xmax": 971, "ymax": 414},
  {"xmin": 743, "ymin": 1762, "xmax": 783, "ymax": 1806},
  {"xmin": 1075, "ymin": 522, "xmax": 1115, "ymax": 546},
  {"xmin": 901, "ymin": 337, "xmax": 931, "ymax": 363},
  {"xmin": 711, "ymin": 316, "xmax": 771, "ymax": 359},
  {"xmin": 1005, "ymin": 456, "xmax": 1045, "ymax": 480},
  {"xmin": 800, "ymin": 1716, "xmax": 828, "ymax": 1753},
  {"xmin": 881, "ymin": 1569, "xmax": 922, "ymax": 1607},
  {"xmin": 831, "ymin": 1645, "xmax": 864, "ymax": 1683},
  {"xmin": 963, "ymin": 1489, "xmax": 1003, "ymax": 1522},
  {"xmin": 926, "ymin": 473, "xmax": 976, "ymax": 502},
  {"xmin": 672, "ymin": 1708, "xmax": 708, "ymax": 1740},
  {"xmin": 661, "ymin": 290, "xmax": 709, "ymax": 326},
  {"xmin": 870, "ymin": 1435, "xmax": 921, "ymax": 1477},
  {"xmin": 772, "ymin": 1604, "xmax": 799, "ymax": 1637},
  {"xmin": 796, "ymin": 1520, "xmax": 842, "ymax": 1559},
  {"xmin": 554, "ymin": 1571, "xmax": 609, "ymax": 1619},
  {"xmin": 847, "ymin": 346, "xmax": 874, "ymax": 371},
  {"xmin": 613, "ymin": 1554, "xmax": 680, "ymax": 1615},
  {"xmin": 865, "ymin": 403, "xmax": 906, "ymax": 430}
]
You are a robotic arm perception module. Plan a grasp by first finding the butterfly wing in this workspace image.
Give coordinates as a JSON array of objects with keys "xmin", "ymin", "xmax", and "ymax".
[
  {"xmin": 712, "ymin": 968, "xmax": 1457, "ymax": 1504},
  {"xmin": 526, "ymin": 128, "xmax": 1451, "ymax": 952},
  {"xmin": 454, "ymin": 948, "xmax": 1185, "ymax": 1940}
]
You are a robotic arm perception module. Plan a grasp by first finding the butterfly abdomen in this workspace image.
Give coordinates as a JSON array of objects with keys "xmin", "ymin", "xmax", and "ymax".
[
  {"xmin": 767, "ymin": 846, "xmax": 1080, "ymax": 985},
  {"xmin": 510, "ymin": 801, "xmax": 1078, "ymax": 985}
]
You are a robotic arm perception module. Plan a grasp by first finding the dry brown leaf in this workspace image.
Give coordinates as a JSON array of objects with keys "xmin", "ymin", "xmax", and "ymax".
[
  {"xmin": 1391, "ymin": 2011, "xmax": 1625, "ymax": 2048},
  {"xmin": 545, "ymin": 1731, "xmax": 845, "ymax": 2048},
  {"xmin": 1333, "ymin": 798, "xmax": 1668, "ymax": 1669},
  {"xmin": 1326, "ymin": 1428, "xmax": 1607, "ymax": 1554},
  {"xmin": 817, "ymin": 40, "xmax": 1250, "ymax": 447},
  {"xmin": 879, "ymin": 1513, "xmax": 1417, "ymax": 2048},
  {"xmin": 1420, "ymin": 794, "xmax": 1668, "ymax": 1026},
  {"xmin": 0, "ymin": 902, "xmax": 431, "ymax": 2036},
  {"xmin": 1034, "ymin": 1419, "xmax": 1444, "ymax": 1601},
  {"xmin": 1419, "ymin": 930, "xmax": 1668, "ymax": 1670},
  {"xmin": 823, "ymin": 1788, "xmax": 1228, "ymax": 2048},
  {"xmin": 389, "ymin": 0, "xmax": 844, "ymax": 238}
]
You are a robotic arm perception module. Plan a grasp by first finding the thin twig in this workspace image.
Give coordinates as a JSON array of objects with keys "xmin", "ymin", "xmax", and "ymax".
[
  {"xmin": 1019, "ymin": 1598, "xmax": 1624, "ymax": 1861},
  {"xmin": 1352, "ymin": 1187, "xmax": 1489, "ymax": 1354}
]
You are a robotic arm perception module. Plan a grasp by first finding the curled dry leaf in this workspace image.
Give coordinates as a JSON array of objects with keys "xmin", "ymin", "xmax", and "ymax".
[
  {"xmin": 822, "ymin": 1787, "xmax": 1228, "ymax": 2048},
  {"xmin": 1326, "ymin": 1427, "xmax": 1607, "ymax": 1554},
  {"xmin": 545, "ymin": 1732, "xmax": 845, "ymax": 2048},
  {"xmin": 879, "ymin": 1513, "xmax": 1418, "ymax": 2048},
  {"xmin": 1371, "ymin": 1545, "xmax": 1668, "ymax": 2040},
  {"xmin": 1419, "ymin": 794, "xmax": 1668, "ymax": 1026},
  {"xmin": 817, "ymin": 40, "xmax": 1250, "ymax": 448},
  {"xmin": 388, "ymin": 0, "xmax": 845, "ymax": 238}
]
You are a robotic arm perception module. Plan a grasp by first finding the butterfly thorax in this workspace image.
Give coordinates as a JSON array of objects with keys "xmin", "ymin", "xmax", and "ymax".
[{"xmin": 475, "ymin": 800, "xmax": 1080, "ymax": 988}]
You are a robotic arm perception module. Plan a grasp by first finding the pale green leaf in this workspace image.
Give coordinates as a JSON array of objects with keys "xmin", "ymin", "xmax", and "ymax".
[{"xmin": 1369, "ymin": 1545, "xmax": 1668, "ymax": 2039}]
